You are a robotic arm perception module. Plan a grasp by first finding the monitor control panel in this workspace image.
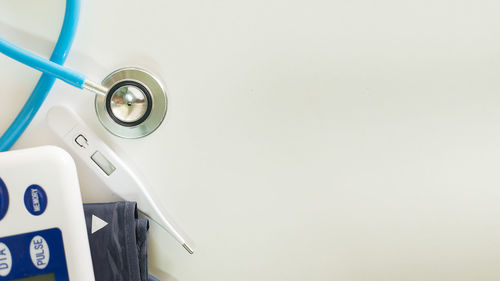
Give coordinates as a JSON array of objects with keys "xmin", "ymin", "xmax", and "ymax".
[
  {"xmin": 0, "ymin": 146, "xmax": 95, "ymax": 281},
  {"xmin": 0, "ymin": 228, "xmax": 67, "ymax": 280}
]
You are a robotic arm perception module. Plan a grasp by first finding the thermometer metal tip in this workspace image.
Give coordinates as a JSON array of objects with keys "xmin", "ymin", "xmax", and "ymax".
[
  {"xmin": 183, "ymin": 243, "xmax": 194, "ymax": 254},
  {"xmin": 140, "ymin": 209, "xmax": 195, "ymax": 254}
]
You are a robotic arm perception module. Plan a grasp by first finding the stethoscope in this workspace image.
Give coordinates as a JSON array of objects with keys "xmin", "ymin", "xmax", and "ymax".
[
  {"xmin": 0, "ymin": 0, "xmax": 193, "ymax": 253},
  {"xmin": 0, "ymin": 0, "xmax": 167, "ymax": 151}
]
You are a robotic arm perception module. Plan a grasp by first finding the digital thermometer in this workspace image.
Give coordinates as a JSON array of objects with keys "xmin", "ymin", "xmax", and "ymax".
[
  {"xmin": 0, "ymin": 146, "xmax": 95, "ymax": 281},
  {"xmin": 47, "ymin": 106, "xmax": 194, "ymax": 254}
]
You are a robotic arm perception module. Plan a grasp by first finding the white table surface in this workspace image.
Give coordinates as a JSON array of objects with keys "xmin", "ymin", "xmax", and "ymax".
[{"xmin": 2, "ymin": 0, "xmax": 500, "ymax": 280}]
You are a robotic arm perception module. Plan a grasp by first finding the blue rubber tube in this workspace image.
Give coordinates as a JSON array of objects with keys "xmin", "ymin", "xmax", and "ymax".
[
  {"xmin": 0, "ymin": 0, "xmax": 81, "ymax": 151},
  {"xmin": 0, "ymin": 37, "xmax": 86, "ymax": 88}
]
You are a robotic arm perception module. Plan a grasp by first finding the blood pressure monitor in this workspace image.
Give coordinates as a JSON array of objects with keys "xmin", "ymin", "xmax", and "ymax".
[{"xmin": 0, "ymin": 146, "xmax": 95, "ymax": 281}]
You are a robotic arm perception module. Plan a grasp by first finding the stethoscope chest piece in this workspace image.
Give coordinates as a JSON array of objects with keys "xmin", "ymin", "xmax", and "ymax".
[{"xmin": 95, "ymin": 67, "xmax": 167, "ymax": 138}]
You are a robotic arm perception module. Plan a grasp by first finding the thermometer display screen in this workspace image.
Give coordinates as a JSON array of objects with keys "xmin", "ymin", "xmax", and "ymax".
[{"xmin": 16, "ymin": 273, "xmax": 55, "ymax": 281}]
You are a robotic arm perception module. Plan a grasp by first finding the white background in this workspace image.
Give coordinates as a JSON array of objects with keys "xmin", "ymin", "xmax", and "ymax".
[{"xmin": 2, "ymin": 0, "xmax": 500, "ymax": 280}]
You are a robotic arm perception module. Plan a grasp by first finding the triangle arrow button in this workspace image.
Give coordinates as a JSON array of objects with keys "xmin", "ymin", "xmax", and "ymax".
[{"xmin": 91, "ymin": 215, "xmax": 108, "ymax": 234}]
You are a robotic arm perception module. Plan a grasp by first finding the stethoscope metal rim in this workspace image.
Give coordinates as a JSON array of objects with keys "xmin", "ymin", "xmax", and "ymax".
[{"xmin": 95, "ymin": 67, "xmax": 168, "ymax": 139}]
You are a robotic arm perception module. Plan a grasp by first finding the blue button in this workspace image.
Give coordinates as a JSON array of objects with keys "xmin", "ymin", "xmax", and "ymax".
[
  {"xmin": 0, "ymin": 178, "xmax": 9, "ymax": 221},
  {"xmin": 24, "ymin": 185, "xmax": 47, "ymax": 216},
  {"xmin": 0, "ymin": 242, "xmax": 12, "ymax": 277},
  {"xmin": 30, "ymin": 235, "xmax": 50, "ymax": 269}
]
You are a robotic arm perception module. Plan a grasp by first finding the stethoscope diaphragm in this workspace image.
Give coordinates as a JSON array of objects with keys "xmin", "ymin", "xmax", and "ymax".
[{"xmin": 95, "ymin": 67, "xmax": 168, "ymax": 138}]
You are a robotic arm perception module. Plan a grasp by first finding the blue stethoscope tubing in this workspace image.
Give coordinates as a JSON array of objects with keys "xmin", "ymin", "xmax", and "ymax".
[{"xmin": 0, "ymin": 0, "xmax": 81, "ymax": 151}]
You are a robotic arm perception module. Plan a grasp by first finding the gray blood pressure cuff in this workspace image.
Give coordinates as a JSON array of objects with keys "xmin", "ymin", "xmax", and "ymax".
[{"xmin": 82, "ymin": 202, "xmax": 156, "ymax": 281}]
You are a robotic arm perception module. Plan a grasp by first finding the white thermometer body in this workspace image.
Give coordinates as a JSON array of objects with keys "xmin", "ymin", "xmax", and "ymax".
[{"xmin": 47, "ymin": 106, "xmax": 193, "ymax": 254}]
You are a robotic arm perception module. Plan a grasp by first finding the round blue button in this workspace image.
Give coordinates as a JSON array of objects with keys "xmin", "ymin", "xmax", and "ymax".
[
  {"xmin": 0, "ymin": 178, "xmax": 9, "ymax": 221},
  {"xmin": 24, "ymin": 185, "xmax": 47, "ymax": 216}
]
